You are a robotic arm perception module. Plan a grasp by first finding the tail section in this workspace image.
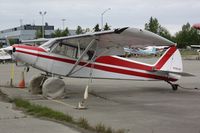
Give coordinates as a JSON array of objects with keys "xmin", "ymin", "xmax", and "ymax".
[{"xmin": 154, "ymin": 45, "xmax": 183, "ymax": 73}]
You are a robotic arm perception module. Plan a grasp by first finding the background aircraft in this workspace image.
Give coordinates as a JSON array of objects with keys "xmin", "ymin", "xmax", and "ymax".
[
  {"xmin": 124, "ymin": 46, "xmax": 168, "ymax": 56},
  {"xmin": 190, "ymin": 45, "xmax": 200, "ymax": 53},
  {"xmin": 0, "ymin": 49, "xmax": 12, "ymax": 63},
  {"xmin": 0, "ymin": 38, "xmax": 12, "ymax": 63}
]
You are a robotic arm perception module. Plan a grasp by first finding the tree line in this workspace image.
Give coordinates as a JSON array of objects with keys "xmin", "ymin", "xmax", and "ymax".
[
  {"xmin": 144, "ymin": 17, "xmax": 200, "ymax": 48},
  {"xmin": 49, "ymin": 23, "xmax": 110, "ymax": 38},
  {"xmin": 37, "ymin": 17, "xmax": 200, "ymax": 48}
]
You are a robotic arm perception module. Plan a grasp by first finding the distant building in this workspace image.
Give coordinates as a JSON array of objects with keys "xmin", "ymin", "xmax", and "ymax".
[
  {"xmin": 0, "ymin": 24, "xmax": 77, "ymax": 45},
  {"xmin": 0, "ymin": 23, "xmax": 54, "ymax": 42}
]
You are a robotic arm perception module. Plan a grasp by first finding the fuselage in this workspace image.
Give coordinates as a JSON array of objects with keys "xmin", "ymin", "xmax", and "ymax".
[{"xmin": 12, "ymin": 44, "xmax": 179, "ymax": 82}]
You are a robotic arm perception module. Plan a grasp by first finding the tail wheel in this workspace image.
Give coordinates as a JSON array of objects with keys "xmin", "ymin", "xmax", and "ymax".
[
  {"xmin": 172, "ymin": 84, "xmax": 178, "ymax": 91},
  {"xmin": 166, "ymin": 81, "xmax": 178, "ymax": 91}
]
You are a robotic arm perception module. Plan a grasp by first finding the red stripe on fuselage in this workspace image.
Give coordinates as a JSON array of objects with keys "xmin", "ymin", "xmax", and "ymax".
[
  {"xmin": 154, "ymin": 46, "xmax": 176, "ymax": 69},
  {"xmin": 15, "ymin": 48, "xmax": 177, "ymax": 81},
  {"xmin": 96, "ymin": 56, "xmax": 153, "ymax": 71},
  {"xmin": 13, "ymin": 44, "xmax": 46, "ymax": 52},
  {"xmin": 92, "ymin": 63, "xmax": 177, "ymax": 81}
]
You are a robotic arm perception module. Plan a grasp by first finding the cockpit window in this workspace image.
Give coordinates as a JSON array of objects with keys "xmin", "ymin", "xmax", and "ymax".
[
  {"xmin": 51, "ymin": 42, "xmax": 77, "ymax": 59},
  {"xmin": 50, "ymin": 40, "xmax": 94, "ymax": 60}
]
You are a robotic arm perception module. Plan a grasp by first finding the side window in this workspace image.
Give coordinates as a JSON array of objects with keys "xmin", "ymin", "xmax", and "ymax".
[
  {"xmin": 79, "ymin": 49, "xmax": 94, "ymax": 61},
  {"xmin": 51, "ymin": 42, "xmax": 77, "ymax": 59},
  {"xmin": 87, "ymin": 50, "xmax": 94, "ymax": 60},
  {"xmin": 50, "ymin": 41, "xmax": 94, "ymax": 60},
  {"xmin": 66, "ymin": 46, "xmax": 76, "ymax": 58}
]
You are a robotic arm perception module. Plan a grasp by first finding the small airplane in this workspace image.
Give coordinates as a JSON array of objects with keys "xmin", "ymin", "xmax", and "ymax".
[
  {"xmin": 0, "ymin": 49, "xmax": 12, "ymax": 63},
  {"xmin": 137, "ymin": 46, "xmax": 158, "ymax": 55},
  {"xmin": 190, "ymin": 45, "xmax": 200, "ymax": 53},
  {"xmin": 124, "ymin": 47, "xmax": 157, "ymax": 55},
  {"xmin": 124, "ymin": 46, "xmax": 168, "ymax": 56},
  {"xmin": 0, "ymin": 38, "xmax": 12, "ymax": 63},
  {"xmin": 2, "ymin": 27, "xmax": 193, "ymax": 102}
]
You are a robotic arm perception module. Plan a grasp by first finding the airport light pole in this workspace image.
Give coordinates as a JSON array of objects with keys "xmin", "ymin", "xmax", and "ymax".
[
  {"xmin": 61, "ymin": 19, "xmax": 66, "ymax": 30},
  {"xmin": 39, "ymin": 11, "xmax": 47, "ymax": 38},
  {"xmin": 101, "ymin": 8, "xmax": 111, "ymax": 31}
]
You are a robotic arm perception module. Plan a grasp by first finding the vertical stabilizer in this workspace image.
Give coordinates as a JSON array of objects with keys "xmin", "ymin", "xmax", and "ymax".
[{"xmin": 154, "ymin": 45, "xmax": 183, "ymax": 73}]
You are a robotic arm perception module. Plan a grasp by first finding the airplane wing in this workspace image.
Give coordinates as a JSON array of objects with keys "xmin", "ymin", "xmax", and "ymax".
[
  {"xmin": 22, "ymin": 38, "xmax": 50, "ymax": 46},
  {"xmin": 41, "ymin": 27, "xmax": 175, "ymax": 56}
]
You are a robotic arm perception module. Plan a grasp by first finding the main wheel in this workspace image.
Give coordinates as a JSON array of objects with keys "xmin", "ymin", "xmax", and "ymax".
[
  {"xmin": 29, "ymin": 75, "xmax": 47, "ymax": 94},
  {"xmin": 42, "ymin": 77, "xmax": 66, "ymax": 99}
]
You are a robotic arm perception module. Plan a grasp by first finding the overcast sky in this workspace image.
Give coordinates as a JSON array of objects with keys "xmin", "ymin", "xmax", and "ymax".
[{"xmin": 0, "ymin": 0, "xmax": 199, "ymax": 35}]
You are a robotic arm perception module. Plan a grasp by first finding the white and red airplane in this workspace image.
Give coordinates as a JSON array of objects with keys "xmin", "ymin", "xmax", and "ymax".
[{"xmin": 3, "ymin": 27, "xmax": 192, "ymax": 99}]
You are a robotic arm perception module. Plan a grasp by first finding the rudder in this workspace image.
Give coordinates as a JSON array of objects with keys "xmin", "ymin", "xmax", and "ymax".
[{"xmin": 154, "ymin": 45, "xmax": 183, "ymax": 73}]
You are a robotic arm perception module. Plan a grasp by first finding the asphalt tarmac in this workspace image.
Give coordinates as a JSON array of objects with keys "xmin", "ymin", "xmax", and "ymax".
[
  {"xmin": 0, "ymin": 59, "xmax": 200, "ymax": 133},
  {"xmin": 0, "ymin": 95, "xmax": 80, "ymax": 133}
]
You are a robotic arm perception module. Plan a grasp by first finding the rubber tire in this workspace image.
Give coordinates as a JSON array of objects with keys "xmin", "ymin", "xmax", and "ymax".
[
  {"xmin": 42, "ymin": 77, "xmax": 65, "ymax": 99},
  {"xmin": 172, "ymin": 84, "xmax": 178, "ymax": 91},
  {"xmin": 29, "ymin": 75, "xmax": 47, "ymax": 94}
]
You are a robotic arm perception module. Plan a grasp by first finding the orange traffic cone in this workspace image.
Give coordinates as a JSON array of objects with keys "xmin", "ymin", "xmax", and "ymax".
[{"xmin": 18, "ymin": 71, "xmax": 25, "ymax": 88}]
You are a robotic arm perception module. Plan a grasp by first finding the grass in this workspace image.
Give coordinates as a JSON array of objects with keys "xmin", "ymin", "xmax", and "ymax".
[
  {"xmin": 13, "ymin": 98, "xmax": 126, "ymax": 133},
  {"xmin": 77, "ymin": 117, "xmax": 91, "ymax": 130},
  {"xmin": 14, "ymin": 98, "xmax": 73, "ymax": 122}
]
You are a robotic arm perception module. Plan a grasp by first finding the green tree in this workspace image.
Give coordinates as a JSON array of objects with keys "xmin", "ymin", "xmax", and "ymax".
[
  {"xmin": 51, "ymin": 29, "xmax": 62, "ymax": 37},
  {"xmin": 174, "ymin": 22, "xmax": 200, "ymax": 48},
  {"xmin": 84, "ymin": 28, "xmax": 90, "ymax": 33},
  {"xmin": 145, "ymin": 16, "xmax": 172, "ymax": 41},
  {"xmin": 93, "ymin": 24, "xmax": 101, "ymax": 32},
  {"xmin": 76, "ymin": 26, "xmax": 83, "ymax": 35},
  {"xmin": 158, "ymin": 26, "xmax": 172, "ymax": 40},
  {"xmin": 51, "ymin": 28, "xmax": 70, "ymax": 38},
  {"xmin": 61, "ymin": 27, "xmax": 70, "ymax": 36},
  {"xmin": 145, "ymin": 17, "xmax": 160, "ymax": 34},
  {"xmin": 35, "ymin": 28, "xmax": 42, "ymax": 39},
  {"xmin": 8, "ymin": 39, "xmax": 18, "ymax": 45},
  {"xmin": 103, "ymin": 23, "xmax": 111, "ymax": 31}
]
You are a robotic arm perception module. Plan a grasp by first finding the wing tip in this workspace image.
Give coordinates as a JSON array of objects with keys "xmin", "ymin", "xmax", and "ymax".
[{"xmin": 114, "ymin": 27, "xmax": 129, "ymax": 34}]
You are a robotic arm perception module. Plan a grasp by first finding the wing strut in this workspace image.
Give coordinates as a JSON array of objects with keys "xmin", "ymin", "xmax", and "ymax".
[{"xmin": 67, "ymin": 39, "xmax": 96, "ymax": 76}]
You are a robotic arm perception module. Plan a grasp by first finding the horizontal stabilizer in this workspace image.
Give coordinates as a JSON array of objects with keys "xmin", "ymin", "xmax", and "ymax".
[{"xmin": 152, "ymin": 69, "xmax": 195, "ymax": 77}]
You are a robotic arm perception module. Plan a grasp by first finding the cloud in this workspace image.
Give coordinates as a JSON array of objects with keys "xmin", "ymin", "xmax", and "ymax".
[{"xmin": 0, "ymin": 0, "xmax": 200, "ymax": 35}]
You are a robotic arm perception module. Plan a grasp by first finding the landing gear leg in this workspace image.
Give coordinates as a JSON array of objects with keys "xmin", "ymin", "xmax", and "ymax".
[{"xmin": 166, "ymin": 81, "xmax": 179, "ymax": 91}]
